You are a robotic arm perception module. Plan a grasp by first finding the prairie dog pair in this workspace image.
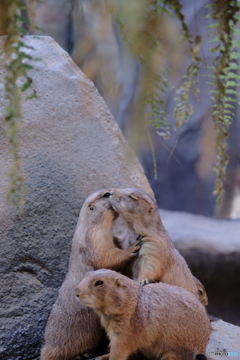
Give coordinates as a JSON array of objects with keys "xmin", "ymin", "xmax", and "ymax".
[
  {"xmin": 40, "ymin": 189, "xmax": 140, "ymax": 360},
  {"xmin": 76, "ymin": 269, "xmax": 211, "ymax": 360},
  {"xmin": 109, "ymin": 188, "xmax": 208, "ymax": 306}
]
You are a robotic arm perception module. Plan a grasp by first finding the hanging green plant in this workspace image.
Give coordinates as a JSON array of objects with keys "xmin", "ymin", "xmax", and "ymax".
[
  {"xmin": 113, "ymin": 0, "xmax": 240, "ymax": 210},
  {"xmin": 174, "ymin": 35, "xmax": 202, "ymax": 128},
  {"xmin": 2, "ymin": 0, "xmax": 37, "ymax": 210},
  {"xmin": 206, "ymin": 0, "xmax": 240, "ymax": 208}
]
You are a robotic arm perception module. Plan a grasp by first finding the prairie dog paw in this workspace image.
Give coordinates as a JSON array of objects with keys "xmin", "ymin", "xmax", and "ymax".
[
  {"xmin": 128, "ymin": 239, "xmax": 142, "ymax": 255},
  {"xmin": 139, "ymin": 279, "xmax": 149, "ymax": 286}
]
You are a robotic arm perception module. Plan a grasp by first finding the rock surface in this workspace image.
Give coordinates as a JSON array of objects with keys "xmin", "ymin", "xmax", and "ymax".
[
  {"xmin": 206, "ymin": 320, "xmax": 240, "ymax": 360},
  {"xmin": 161, "ymin": 209, "xmax": 240, "ymax": 327},
  {"xmin": 0, "ymin": 35, "xmax": 152, "ymax": 360}
]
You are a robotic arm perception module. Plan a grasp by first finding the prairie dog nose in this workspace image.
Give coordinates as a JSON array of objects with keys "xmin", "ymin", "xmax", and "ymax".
[{"xmin": 75, "ymin": 286, "xmax": 83, "ymax": 299}]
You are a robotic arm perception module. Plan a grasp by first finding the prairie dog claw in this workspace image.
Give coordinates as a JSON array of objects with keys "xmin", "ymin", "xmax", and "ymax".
[{"xmin": 139, "ymin": 279, "xmax": 149, "ymax": 286}]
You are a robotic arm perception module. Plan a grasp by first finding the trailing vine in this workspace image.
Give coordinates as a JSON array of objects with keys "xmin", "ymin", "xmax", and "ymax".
[
  {"xmin": 112, "ymin": 0, "xmax": 240, "ymax": 209},
  {"xmin": 2, "ymin": 0, "xmax": 37, "ymax": 210},
  {"xmin": 173, "ymin": 38, "xmax": 202, "ymax": 129},
  {"xmin": 166, "ymin": 0, "xmax": 192, "ymax": 45},
  {"xmin": 158, "ymin": 0, "xmax": 202, "ymax": 129},
  {"xmin": 114, "ymin": 0, "xmax": 172, "ymax": 140},
  {"xmin": 206, "ymin": 0, "xmax": 240, "ymax": 207},
  {"xmin": 114, "ymin": 0, "xmax": 203, "ymax": 134}
]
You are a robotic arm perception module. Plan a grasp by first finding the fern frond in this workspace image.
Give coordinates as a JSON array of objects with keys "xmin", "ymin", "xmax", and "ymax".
[
  {"xmin": 174, "ymin": 35, "xmax": 202, "ymax": 128},
  {"xmin": 146, "ymin": 74, "xmax": 170, "ymax": 139},
  {"xmin": 166, "ymin": 0, "xmax": 192, "ymax": 47},
  {"xmin": 207, "ymin": 0, "xmax": 240, "ymax": 208},
  {"xmin": 174, "ymin": 55, "xmax": 201, "ymax": 128},
  {"xmin": 115, "ymin": 0, "xmax": 172, "ymax": 140},
  {"xmin": 3, "ymin": 0, "xmax": 37, "ymax": 210}
]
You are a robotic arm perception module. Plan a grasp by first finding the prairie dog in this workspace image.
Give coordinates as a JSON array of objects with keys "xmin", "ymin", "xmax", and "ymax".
[
  {"xmin": 193, "ymin": 275, "xmax": 208, "ymax": 306},
  {"xmin": 75, "ymin": 269, "xmax": 211, "ymax": 360},
  {"xmin": 110, "ymin": 188, "xmax": 207, "ymax": 305},
  {"xmin": 40, "ymin": 189, "xmax": 141, "ymax": 360}
]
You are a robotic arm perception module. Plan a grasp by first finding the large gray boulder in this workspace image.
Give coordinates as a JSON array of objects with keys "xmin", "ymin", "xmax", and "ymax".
[{"xmin": 0, "ymin": 35, "xmax": 153, "ymax": 360}]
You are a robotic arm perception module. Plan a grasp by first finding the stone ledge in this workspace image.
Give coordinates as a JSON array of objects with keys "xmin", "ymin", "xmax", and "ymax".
[
  {"xmin": 160, "ymin": 209, "xmax": 240, "ymax": 253},
  {"xmin": 206, "ymin": 320, "xmax": 240, "ymax": 360}
]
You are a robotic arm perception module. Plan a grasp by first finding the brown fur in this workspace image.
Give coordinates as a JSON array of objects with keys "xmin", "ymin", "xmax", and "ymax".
[
  {"xmin": 192, "ymin": 275, "xmax": 208, "ymax": 306},
  {"xmin": 40, "ymin": 189, "xmax": 141, "ymax": 360},
  {"xmin": 75, "ymin": 269, "xmax": 211, "ymax": 360},
  {"xmin": 110, "ymin": 188, "xmax": 208, "ymax": 305}
]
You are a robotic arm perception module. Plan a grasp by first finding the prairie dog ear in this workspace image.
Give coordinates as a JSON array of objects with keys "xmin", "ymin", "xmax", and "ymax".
[
  {"xmin": 115, "ymin": 277, "xmax": 126, "ymax": 287},
  {"xmin": 128, "ymin": 194, "xmax": 138, "ymax": 200},
  {"xmin": 148, "ymin": 207, "xmax": 154, "ymax": 214}
]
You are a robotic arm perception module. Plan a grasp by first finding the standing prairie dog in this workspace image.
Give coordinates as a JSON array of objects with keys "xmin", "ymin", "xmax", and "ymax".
[
  {"xmin": 110, "ymin": 188, "xmax": 208, "ymax": 305},
  {"xmin": 75, "ymin": 269, "xmax": 211, "ymax": 360},
  {"xmin": 40, "ymin": 189, "xmax": 141, "ymax": 360}
]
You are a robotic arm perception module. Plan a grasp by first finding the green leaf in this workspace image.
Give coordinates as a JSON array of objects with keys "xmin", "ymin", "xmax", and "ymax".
[
  {"xmin": 226, "ymin": 80, "xmax": 238, "ymax": 87},
  {"xmin": 26, "ymin": 92, "xmax": 37, "ymax": 100},
  {"xmin": 224, "ymin": 103, "xmax": 235, "ymax": 109},
  {"xmin": 15, "ymin": 14, "xmax": 30, "ymax": 25},
  {"xmin": 230, "ymin": 52, "xmax": 240, "ymax": 60},
  {"xmin": 208, "ymin": 23, "xmax": 219, "ymax": 29},
  {"xmin": 21, "ymin": 77, "xmax": 32, "ymax": 92},
  {"xmin": 225, "ymin": 97, "xmax": 238, "ymax": 103},
  {"xmin": 209, "ymin": 36, "xmax": 220, "ymax": 43},
  {"xmin": 224, "ymin": 109, "xmax": 234, "ymax": 115},
  {"xmin": 226, "ymin": 89, "xmax": 239, "ymax": 95}
]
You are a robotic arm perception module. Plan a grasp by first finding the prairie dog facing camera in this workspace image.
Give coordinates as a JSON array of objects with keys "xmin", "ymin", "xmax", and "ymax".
[
  {"xmin": 109, "ymin": 188, "xmax": 207, "ymax": 305},
  {"xmin": 75, "ymin": 269, "xmax": 211, "ymax": 360},
  {"xmin": 40, "ymin": 189, "xmax": 141, "ymax": 360}
]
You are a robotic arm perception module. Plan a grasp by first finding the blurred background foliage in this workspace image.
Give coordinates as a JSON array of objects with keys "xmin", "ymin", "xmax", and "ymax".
[{"xmin": 1, "ymin": 0, "xmax": 240, "ymax": 217}]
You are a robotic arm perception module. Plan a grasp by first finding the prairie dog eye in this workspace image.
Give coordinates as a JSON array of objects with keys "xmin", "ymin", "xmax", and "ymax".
[
  {"xmin": 89, "ymin": 204, "xmax": 95, "ymax": 211},
  {"xmin": 94, "ymin": 280, "xmax": 104, "ymax": 286},
  {"xmin": 103, "ymin": 192, "xmax": 111, "ymax": 197},
  {"xmin": 198, "ymin": 289, "xmax": 203, "ymax": 295},
  {"xmin": 128, "ymin": 195, "xmax": 138, "ymax": 200}
]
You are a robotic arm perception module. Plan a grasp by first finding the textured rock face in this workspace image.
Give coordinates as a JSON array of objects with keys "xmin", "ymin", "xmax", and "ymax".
[
  {"xmin": 161, "ymin": 209, "xmax": 240, "ymax": 327},
  {"xmin": 0, "ymin": 36, "xmax": 153, "ymax": 360},
  {"xmin": 206, "ymin": 320, "xmax": 240, "ymax": 360}
]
